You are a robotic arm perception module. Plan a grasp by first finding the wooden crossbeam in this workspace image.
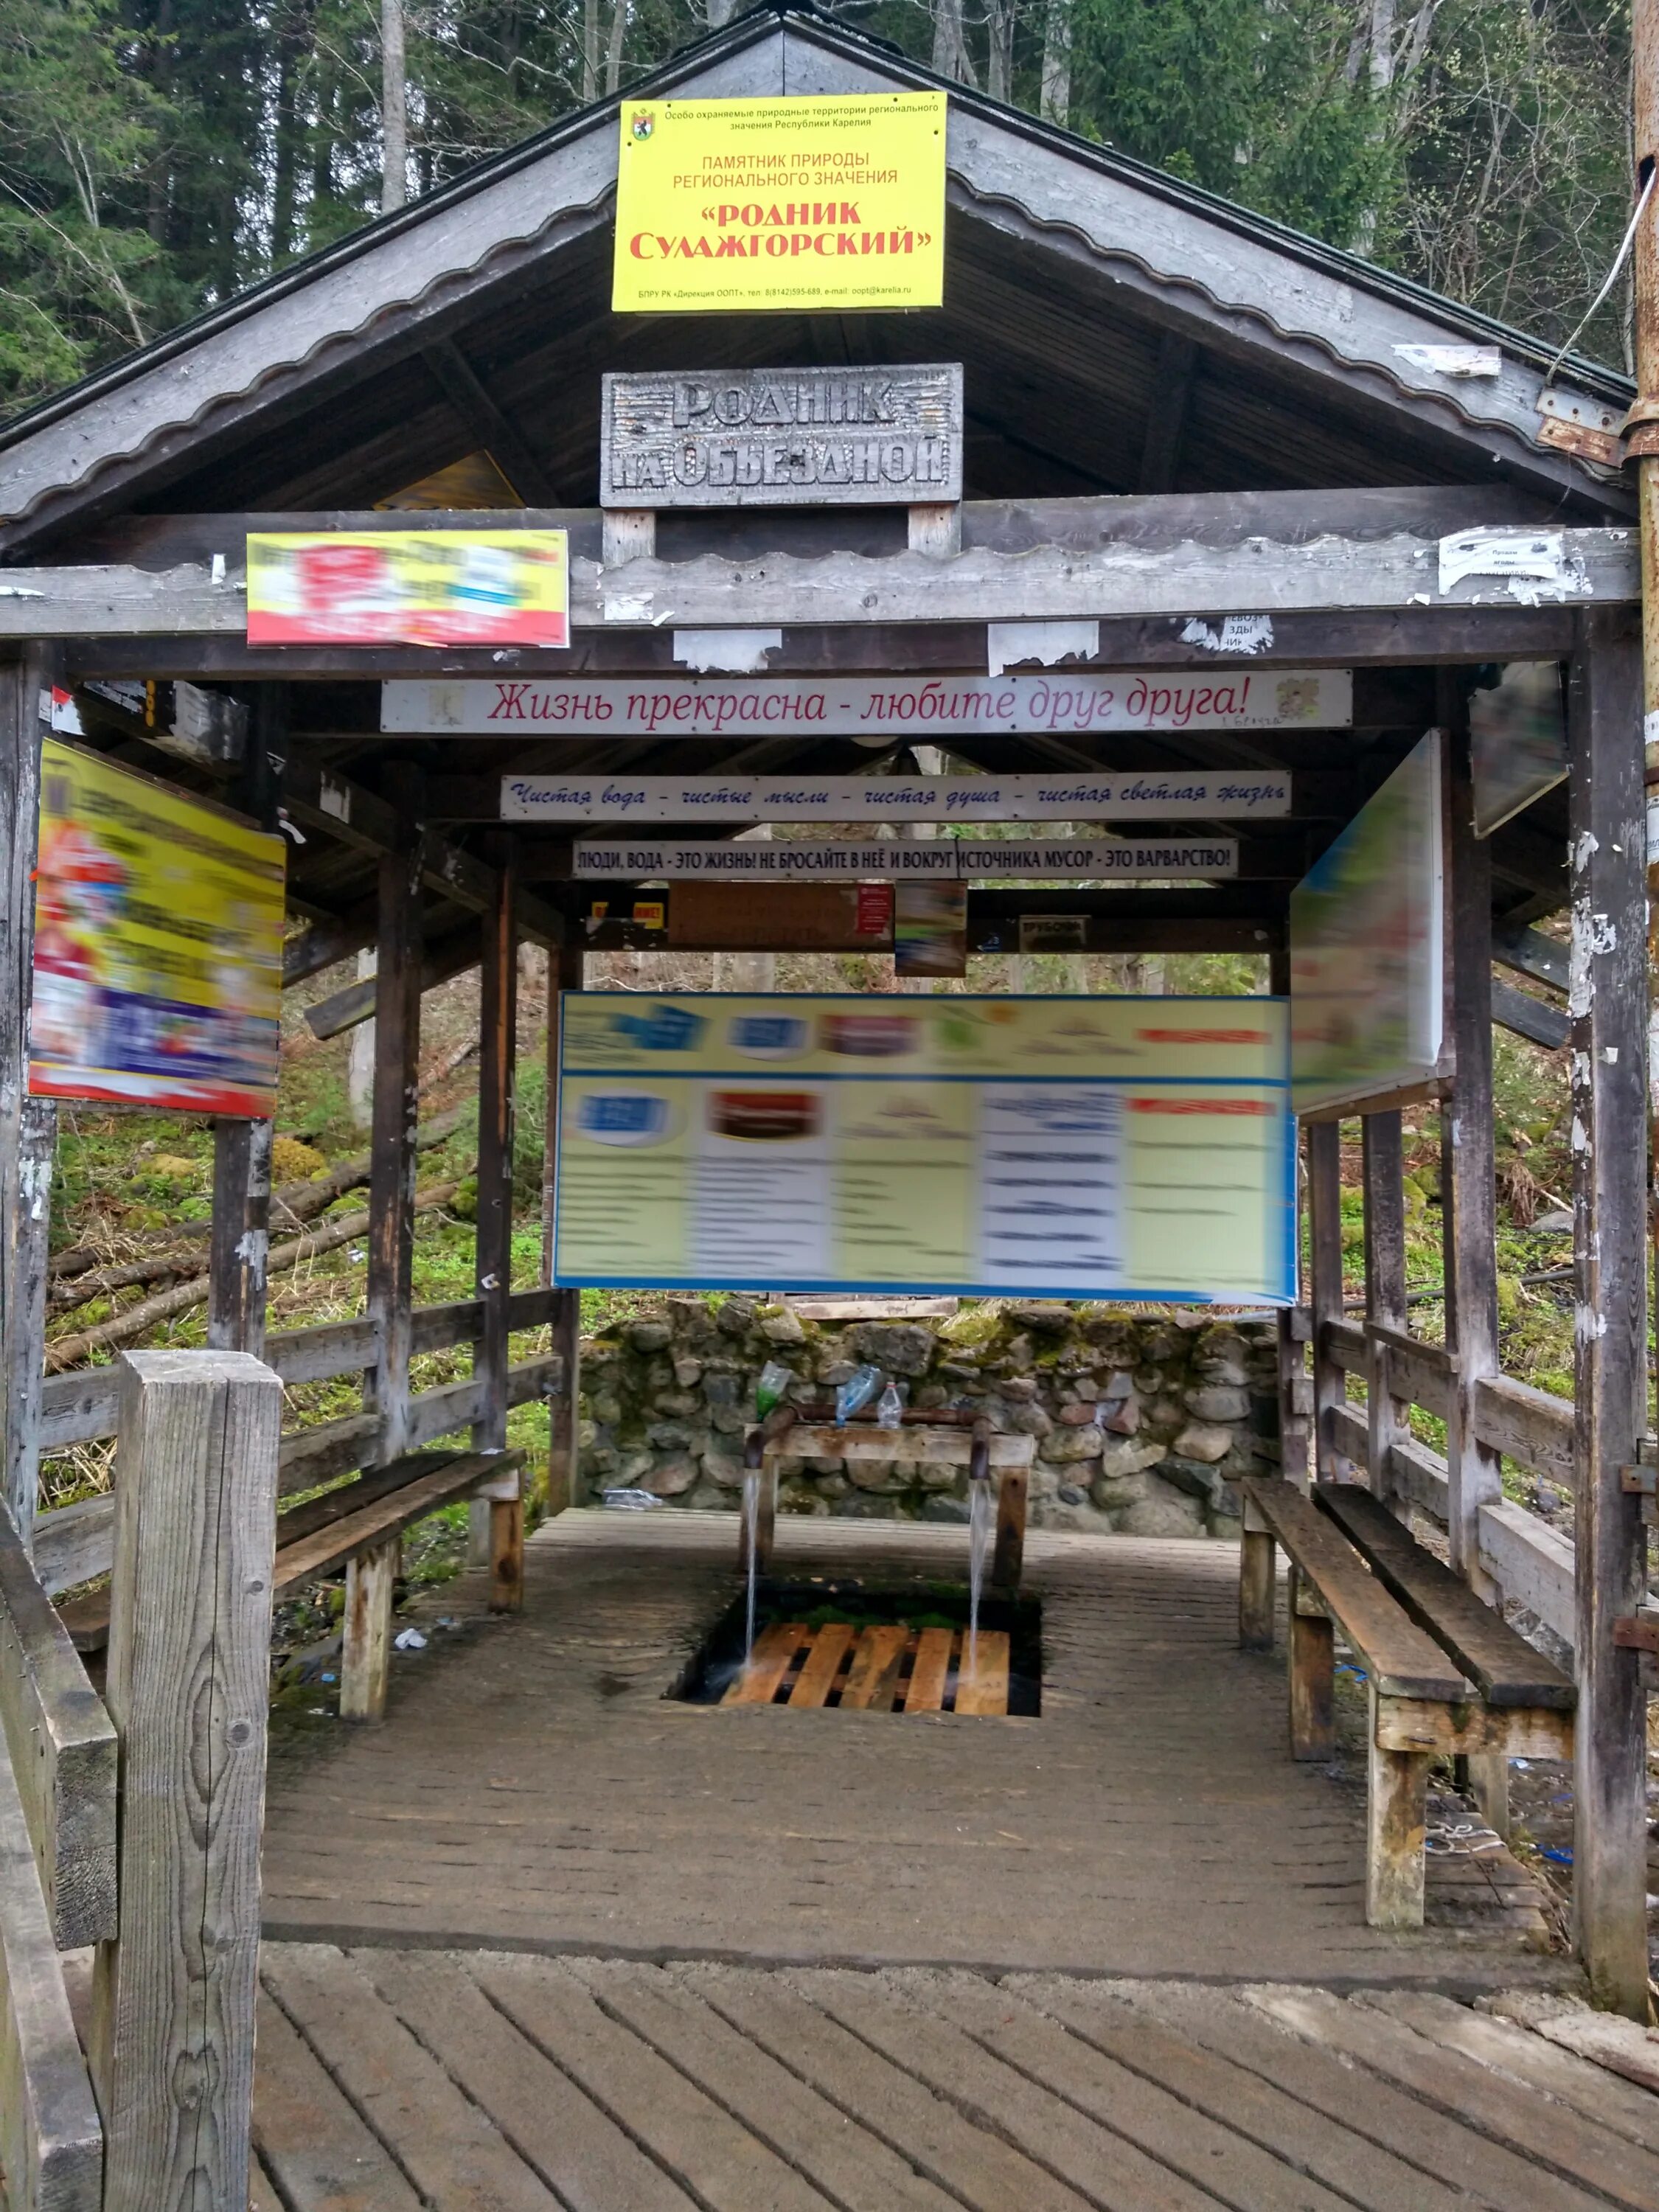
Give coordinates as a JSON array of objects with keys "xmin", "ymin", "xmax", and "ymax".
[{"xmin": 1, "ymin": 526, "xmax": 1636, "ymax": 639}]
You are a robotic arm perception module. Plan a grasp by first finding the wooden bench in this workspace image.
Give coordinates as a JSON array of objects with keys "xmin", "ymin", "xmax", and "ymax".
[
  {"xmin": 741, "ymin": 1412, "xmax": 1034, "ymax": 1589},
  {"xmin": 57, "ymin": 1446, "xmax": 522, "ymax": 1722},
  {"xmin": 1239, "ymin": 1478, "xmax": 1574, "ymax": 1928}
]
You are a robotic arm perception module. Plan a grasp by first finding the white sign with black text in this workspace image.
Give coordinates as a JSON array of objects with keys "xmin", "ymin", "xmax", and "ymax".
[
  {"xmin": 571, "ymin": 838, "xmax": 1241, "ymax": 880},
  {"xmin": 505, "ymin": 773, "xmax": 1290, "ymax": 824}
]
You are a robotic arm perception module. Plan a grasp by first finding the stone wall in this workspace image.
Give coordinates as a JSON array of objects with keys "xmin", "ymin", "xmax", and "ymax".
[{"xmin": 577, "ymin": 1298, "xmax": 1282, "ymax": 1537}]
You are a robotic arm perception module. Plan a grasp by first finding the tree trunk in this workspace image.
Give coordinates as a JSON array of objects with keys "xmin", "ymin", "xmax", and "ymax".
[
  {"xmin": 582, "ymin": 0, "xmax": 600, "ymax": 102},
  {"xmin": 381, "ymin": 0, "xmax": 408, "ymax": 215},
  {"xmin": 605, "ymin": 0, "xmax": 629, "ymax": 96},
  {"xmin": 931, "ymin": 0, "xmax": 978, "ymax": 88},
  {"xmin": 987, "ymin": 0, "xmax": 1013, "ymax": 102},
  {"xmin": 1040, "ymin": 0, "xmax": 1072, "ymax": 125}
]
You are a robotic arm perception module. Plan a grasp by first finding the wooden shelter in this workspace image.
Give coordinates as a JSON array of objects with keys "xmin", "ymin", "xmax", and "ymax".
[{"xmin": 0, "ymin": 10, "xmax": 1654, "ymax": 2196}]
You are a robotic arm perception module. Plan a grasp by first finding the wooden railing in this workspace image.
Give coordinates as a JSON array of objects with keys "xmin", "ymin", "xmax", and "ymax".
[
  {"xmin": 1317, "ymin": 1315, "xmax": 1575, "ymax": 1646},
  {"xmin": 32, "ymin": 1286, "xmax": 563, "ymax": 1599}
]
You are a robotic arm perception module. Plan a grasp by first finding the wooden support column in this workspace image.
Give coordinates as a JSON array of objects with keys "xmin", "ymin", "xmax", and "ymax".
[
  {"xmin": 1366, "ymin": 1685, "xmax": 1428, "ymax": 1928},
  {"xmin": 1270, "ymin": 948, "xmax": 1310, "ymax": 1489},
  {"xmin": 1287, "ymin": 1573, "xmax": 1335, "ymax": 1759},
  {"xmin": 91, "ymin": 1347, "xmax": 281, "ymax": 2212},
  {"xmin": 0, "ymin": 654, "xmax": 55, "ymax": 1551},
  {"xmin": 208, "ymin": 685, "xmax": 284, "ymax": 1361},
  {"xmin": 365, "ymin": 781, "xmax": 423, "ymax": 1464},
  {"xmin": 207, "ymin": 1119, "xmax": 272, "ymax": 1359},
  {"xmin": 1566, "ymin": 609, "xmax": 1651, "ymax": 2018},
  {"xmin": 339, "ymin": 1539, "xmax": 397, "ymax": 1722},
  {"xmin": 1440, "ymin": 703, "xmax": 1503, "ymax": 1583},
  {"xmin": 473, "ymin": 839, "xmax": 522, "ymax": 1610},
  {"xmin": 1363, "ymin": 1111, "xmax": 1408, "ymax": 1513},
  {"xmin": 1306, "ymin": 1119, "xmax": 1346, "ymax": 1481},
  {"xmin": 1439, "ymin": 700, "xmax": 1510, "ymax": 1838},
  {"xmin": 544, "ymin": 945, "xmax": 582, "ymax": 1516}
]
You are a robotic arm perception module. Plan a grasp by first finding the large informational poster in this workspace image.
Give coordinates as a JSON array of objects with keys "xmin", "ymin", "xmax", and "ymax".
[
  {"xmin": 556, "ymin": 993, "xmax": 1295, "ymax": 1303},
  {"xmin": 1290, "ymin": 731, "xmax": 1444, "ymax": 1115},
  {"xmin": 246, "ymin": 530, "xmax": 568, "ymax": 647},
  {"xmin": 613, "ymin": 94, "xmax": 947, "ymax": 314},
  {"xmin": 29, "ymin": 741, "xmax": 285, "ymax": 1116}
]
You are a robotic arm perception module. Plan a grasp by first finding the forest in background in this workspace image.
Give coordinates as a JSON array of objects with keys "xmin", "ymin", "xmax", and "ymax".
[{"xmin": 0, "ymin": 0, "xmax": 1637, "ymax": 414}]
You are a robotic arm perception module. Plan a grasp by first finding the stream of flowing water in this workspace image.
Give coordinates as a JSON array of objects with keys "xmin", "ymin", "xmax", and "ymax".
[
  {"xmin": 967, "ymin": 1474, "xmax": 993, "ymax": 1682},
  {"xmin": 742, "ymin": 1468, "xmax": 761, "ymax": 1660}
]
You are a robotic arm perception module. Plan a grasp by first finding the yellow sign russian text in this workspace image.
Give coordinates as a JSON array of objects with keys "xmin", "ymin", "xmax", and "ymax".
[{"xmin": 613, "ymin": 94, "xmax": 946, "ymax": 313}]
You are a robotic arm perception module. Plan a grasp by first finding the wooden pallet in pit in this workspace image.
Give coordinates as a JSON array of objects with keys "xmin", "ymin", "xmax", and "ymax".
[{"xmin": 722, "ymin": 1621, "xmax": 1010, "ymax": 1715}]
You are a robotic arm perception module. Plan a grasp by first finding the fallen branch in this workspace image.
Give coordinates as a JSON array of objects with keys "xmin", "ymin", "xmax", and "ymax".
[
  {"xmin": 47, "ymin": 1105, "xmax": 469, "ymax": 1312},
  {"xmin": 44, "ymin": 1178, "xmax": 466, "ymax": 1373}
]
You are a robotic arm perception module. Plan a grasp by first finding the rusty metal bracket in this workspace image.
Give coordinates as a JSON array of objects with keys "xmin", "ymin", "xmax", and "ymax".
[
  {"xmin": 1618, "ymin": 1464, "xmax": 1658, "ymax": 1493},
  {"xmin": 1541, "ymin": 388, "xmax": 1625, "ymax": 469}
]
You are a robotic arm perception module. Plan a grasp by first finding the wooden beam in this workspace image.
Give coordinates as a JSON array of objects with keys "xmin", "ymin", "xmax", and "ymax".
[
  {"xmin": 1491, "ymin": 976, "xmax": 1568, "ymax": 1050},
  {"xmin": 65, "ymin": 603, "xmax": 1587, "ymax": 681},
  {"xmin": 0, "ymin": 656, "xmax": 55, "ymax": 1551},
  {"xmin": 1441, "ymin": 707, "xmax": 1504, "ymax": 1590},
  {"xmin": 304, "ymin": 921, "xmax": 479, "ymax": 1039},
  {"xmin": 472, "ymin": 838, "xmax": 522, "ymax": 1609},
  {"xmin": 91, "ymin": 1347, "xmax": 281, "ymax": 2212},
  {"xmin": 0, "ymin": 1498, "xmax": 115, "ymax": 1948},
  {"xmin": 1565, "ymin": 607, "xmax": 1650, "ymax": 2019},
  {"xmin": 4, "ymin": 527, "xmax": 1638, "ymax": 637},
  {"xmin": 1307, "ymin": 1119, "xmax": 1347, "ymax": 1482},
  {"xmin": 1492, "ymin": 916, "xmax": 1568, "ymax": 992},
  {"xmin": 545, "ymin": 946, "xmax": 582, "ymax": 1515},
  {"xmin": 365, "ymin": 793, "xmax": 422, "ymax": 1464},
  {"xmin": 207, "ymin": 1119, "xmax": 273, "ymax": 1360},
  {"xmin": 0, "ymin": 1719, "xmax": 102, "ymax": 2212},
  {"xmin": 1362, "ymin": 1112, "xmax": 1408, "ymax": 1516},
  {"xmin": 421, "ymin": 341, "xmax": 561, "ymax": 505},
  {"xmin": 1137, "ymin": 334, "xmax": 1197, "ymax": 493}
]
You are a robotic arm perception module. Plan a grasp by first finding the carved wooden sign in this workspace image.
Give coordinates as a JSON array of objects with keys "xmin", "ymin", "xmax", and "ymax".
[{"xmin": 599, "ymin": 364, "xmax": 963, "ymax": 507}]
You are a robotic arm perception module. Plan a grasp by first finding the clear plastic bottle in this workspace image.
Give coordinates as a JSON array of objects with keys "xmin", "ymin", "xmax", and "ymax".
[{"xmin": 875, "ymin": 1381, "xmax": 904, "ymax": 1430}]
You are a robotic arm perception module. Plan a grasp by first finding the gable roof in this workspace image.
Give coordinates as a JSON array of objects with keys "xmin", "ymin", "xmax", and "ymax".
[{"xmin": 0, "ymin": 1, "xmax": 1632, "ymax": 549}]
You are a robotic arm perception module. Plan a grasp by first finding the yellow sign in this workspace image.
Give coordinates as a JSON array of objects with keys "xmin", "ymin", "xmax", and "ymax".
[
  {"xmin": 555, "ymin": 993, "xmax": 1294, "ymax": 1301},
  {"xmin": 30, "ymin": 741, "xmax": 286, "ymax": 1116},
  {"xmin": 246, "ymin": 530, "xmax": 568, "ymax": 647},
  {"xmin": 613, "ymin": 94, "xmax": 946, "ymax": 314}
]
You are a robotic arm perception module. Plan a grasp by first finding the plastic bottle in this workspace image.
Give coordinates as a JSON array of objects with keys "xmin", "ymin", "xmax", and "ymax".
[
  {"xmin": 835, "ymin": 1365, "xmax": 883, "ymax": 1426},
  {"xmin": 876, "ymin": 1381, "xmax": 904, "ymax": 1430}
]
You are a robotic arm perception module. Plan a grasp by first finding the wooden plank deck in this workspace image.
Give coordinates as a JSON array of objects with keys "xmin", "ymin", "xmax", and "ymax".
[
  {"xmin": 725, "ymin": 1620, "xmax": 1009, "ymax": 1712},
  {"xmin": 261, "ymin": 1510, "xmax": 1572, "ymax": 1986},
  {"xmin": 251, "ymin": 1950, "xmax": 1658, "ymax": 2212}
]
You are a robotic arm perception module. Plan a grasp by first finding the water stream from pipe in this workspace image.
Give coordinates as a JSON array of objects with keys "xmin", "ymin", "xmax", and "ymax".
[
  {"xmin": 967, "ymin": 1474, "xmax": 992, "ymax": 1684},
  {"xmin": 742, "ymin": 1468, "xmax": 761, "ymax": 1661}
]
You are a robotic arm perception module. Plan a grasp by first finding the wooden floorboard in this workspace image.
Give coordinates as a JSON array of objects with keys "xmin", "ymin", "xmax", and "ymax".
[
  {"xmin": 254, "ymin": 1950, "xmax": 1659, "ymax": 2212},
  {"xmin": 262, "ymin": 1512, "xmax": 1569, "ymax": 1986}
]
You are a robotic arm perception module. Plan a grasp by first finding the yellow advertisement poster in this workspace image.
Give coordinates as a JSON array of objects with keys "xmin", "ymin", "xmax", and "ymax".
[
  {"xmin": 613, "ymin": 94, "xmax": 946, "ymax": 313},
  {"xmin": 556, "ymin": 993, "xmax": 1294, "ymax": 1302},
  {"xmin": 246, "ymin": 530, "xmax": 568, "ymax": 647},
  {"xmin": 29, "ymin": 740, "xmax": 286, "ymax": 1117}
]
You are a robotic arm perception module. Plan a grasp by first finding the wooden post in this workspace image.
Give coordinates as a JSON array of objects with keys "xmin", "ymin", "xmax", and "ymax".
[
  {"xmin": 544, "ymin": 945, "xmax": 582, "ymax": 1514},
  {"xmin": 1362, "ymin": 1110, "xmax": 1408, "ymax": 1513},
  {"xmin": 1239, "ymin": 1489, "xmax": 1276, "ymax": 1652},
  {"xmin": 473, "ymin": 841, "xmax": 522, "ymax": 1608},
  {"xmin": 365, "ymin": 785, "xmax": 423, "ymax": 1464},
  {"xmin": 1366, "ymin": 1684, "xmax": 1428, "ymax": 1928},
  {"xmin": 1566, "ymin": 609, "xmax": 1651, "ymax": 2018},
  {"xmin": 1269, "ymin": 947, "xmax": 1310, "ymax": 1489},
  {"xmin": 90, "ymin": 1348, "xmax": 281, "ymax": 2212},
  {"xmin": 1306, "ymin": 1118, "xmax": 1346, "ymax": 1481},
  {"xmin": 991, "ymin": 1469, "xmax": 1026, "ymax": 1592},
  {"xmin": 339, "ymin": 1539, "xmax": 397, "ymax": 1722},
  {"xmin": 1439, "ymin": 704, "xmax": 1511, "ymax": 1837},
  {"xmin": 0, "ymin": 654, "xmax": 55, "ymax": 1551},
  {"xmin": 1287, "ymin": 1573, "xmax": 1335, "ymax": 1759},
  {"xmin": 207, "ymin": 1118, "xmax": 272, "ymax": 1359}
]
